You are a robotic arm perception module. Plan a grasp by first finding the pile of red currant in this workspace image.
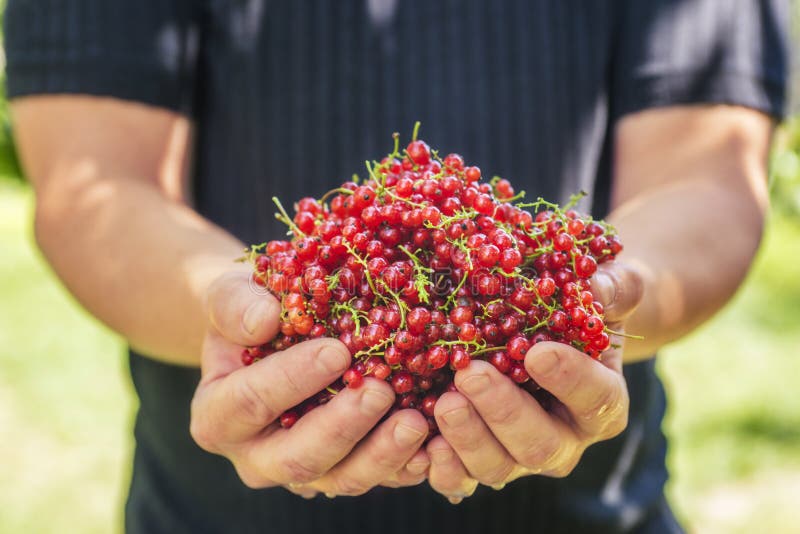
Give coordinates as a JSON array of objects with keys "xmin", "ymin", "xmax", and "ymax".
[{"xmin": 242, "ymin": 125, "xmax": 623, "ymax": 434}]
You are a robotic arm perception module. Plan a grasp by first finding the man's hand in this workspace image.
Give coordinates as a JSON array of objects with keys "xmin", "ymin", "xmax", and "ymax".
[
  {"xmin": 189, "ymin": 270, "xmax": 431, "ymax": 497},
  {"xmin": 426, "ymin": 262, "xmax": 643, "ymax": 502}
]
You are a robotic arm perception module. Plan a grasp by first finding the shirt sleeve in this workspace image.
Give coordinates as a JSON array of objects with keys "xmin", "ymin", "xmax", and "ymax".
[
  {"xmin": 3, "ymin": 0, "xmax": 202, "ymax": 115},
  {"xmin": 612, "ymin": 0, "xmax": 790, "ymax": 121}
]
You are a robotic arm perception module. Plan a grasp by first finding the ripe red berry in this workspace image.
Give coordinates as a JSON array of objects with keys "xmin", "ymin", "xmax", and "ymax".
[
  {"xmin": 464, "ymin": 166, "xmax": 481, "ymax": 182},
  {"xmin": 421, "ymin": 394, "xmax": 438, "ymax": 417},
  {"xmin": 391, "ymin": 371, "xmax": 414, "ymax": 394},
  {"xmin": 499, "ymin": 247, "xmax": 522, "ymax": 273},
  {"xmin": 488, "ymin": 351, "xmax": 512, "ymax": 374},
  {"xmin": 553, "ymin": 232, "xmax": 574, "ymax": 252},
  {"xmin": 508, "ymin": 362, "xmax": 530, "ymax": 383},
  {"xmin": 583, "ymin": 315, "xmax": 605, "ymax": 336},
  {"xmin": 575, "ymin": 254, "xmax": 598, "ymax": 278},
  {"xmin": 507, "ymin": 335, "xmax": 531, "ymax": 361},
  {"xmin": 407, "ymin": 307, "xmax": 432, "ymax": 335},
  {"xmin": 473, "ymin": 194, "xmax": 495, "ymax": 215},
  {"xmin": 406, "ymin": 140, "xmax": 431, "ymax": 165},
  {"xmin": 343, "ymin": 368, "xmax": 364, "ymax": 389},
  {"xmin": 477, "ymin": 244, "xmax": 500, "ymax": 267},
  {"xmin": 548, "ymin": 310, "xmax": 569, "ymax": 333},
  {"xmin": 244, "ymin": 129, "xmax": 623, "ymax": 438},
  {"xmin": 536, "ymin": 277, "xmax": 556, "ymax": 297},
  {"xmin": 443, "ymin": 153, "xmax": 465, "ymax": 171},
  {"xmin": 426, "ymin": 346, "xmax": 449, "ymax": 370},
  {"xmin": 449, "ymin": 306, "xmax": 474, "ymax": 325},
  {"xmin": 279, "ymin": 410, "xmax": 299, "ymax": 429}
]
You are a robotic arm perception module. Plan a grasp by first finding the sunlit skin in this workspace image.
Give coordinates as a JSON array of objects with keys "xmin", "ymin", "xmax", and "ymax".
[{"xmin": 12, "ymin": 95, "xmax": 773, "ymax": 500}]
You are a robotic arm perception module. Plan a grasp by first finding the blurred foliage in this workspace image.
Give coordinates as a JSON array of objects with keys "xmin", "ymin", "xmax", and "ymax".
[
  {"xmin": 0, "ymin": 74, "xmax": 22, "ymax": 181},
  {"xmin": 0, "ymin": 0, "xmax": 22, "ymax": 181},
  {"xmin": 771, "ymin": 117, "xmax": 800, "ymax": 217}
]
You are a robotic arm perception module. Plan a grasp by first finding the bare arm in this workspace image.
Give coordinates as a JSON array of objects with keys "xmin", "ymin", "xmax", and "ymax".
[
  {"xmin": 425, "ymin": 104, "xmax": 775, "ymax": 500},
  {"xmin": 608, "ymin": 105, "xmax": 774, "ymax": 361},
  {"xmin": 12, "ymin": 95, "xmax": 246, "ymax": 366},
  {"xmin": 13, "ymin": 95, "xmax": 431, "ymax": 493}
]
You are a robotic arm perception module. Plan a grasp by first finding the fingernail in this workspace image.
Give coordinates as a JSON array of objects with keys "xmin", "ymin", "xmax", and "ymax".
[
  {"xmin": 593, "ymin": 271, "xmax": 616, "ymax": 307},
  {"xmin": 394, "ymin": 423, "xmax": 424, "ymax": 446},
  {"xmin": 441, "ymin": 406, "xmax": 469, "ymax": 426},
  {"xmin": 458, "ymin": 373, "xmax": 490, "ymax": 396},
  {"xmin": 360, "ymin": 389, "xmax": 393, "ymax": 416},
  {"xmin": 448, "ymin": 497, "xmax": 463, "ymax": 505},
  {"xmin": 529, "ymin": 350, "xmax": 559, "ymax": 377},
  {"xmin": 317, "ymin": 344, "xmax": 350, "ymax": 375},
  {"xmin": 431, "ymin": 448, "xmax": 453, "ymax": 464},
  {"xmin": 406, "ymin": 459, "xmax": 430, "ymax": 475},
  {"xmin": 243, "ymin": 299, "xmax": 273, "ymax": 335}
]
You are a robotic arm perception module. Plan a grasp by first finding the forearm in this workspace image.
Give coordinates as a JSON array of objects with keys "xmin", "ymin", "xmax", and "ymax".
[
  {"xmin": 609, "ymin": 170, "xmax": 767, "ymax": 362},
  {"xmin": 34, "ymin": 169, "xmax": 246, "ymax": 366}
]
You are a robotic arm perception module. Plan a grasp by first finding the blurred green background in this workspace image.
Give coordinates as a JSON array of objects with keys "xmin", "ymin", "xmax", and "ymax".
[{"xmin": 2, "ymin": 5, "xmax": 800, "ymax": 534}]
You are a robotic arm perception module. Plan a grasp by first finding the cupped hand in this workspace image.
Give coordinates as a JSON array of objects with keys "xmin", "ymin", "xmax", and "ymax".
[
  {"xmin": 189, "ymin": 270, "xmax": 430, "ymax": 498},
  {"xmin": 426, "ymin": 262, "xmax": 643, "ymax": 503}
]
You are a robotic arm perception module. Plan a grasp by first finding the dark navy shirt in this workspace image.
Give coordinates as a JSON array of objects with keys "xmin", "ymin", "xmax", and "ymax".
[{"xmin": 5, "ymin": 1, "xmax": 787, "ymax": 533}]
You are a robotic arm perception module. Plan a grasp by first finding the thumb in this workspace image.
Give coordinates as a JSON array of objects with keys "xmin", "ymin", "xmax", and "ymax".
[
  {"xmin": 205, "ymin": 270, "xmax": 282, "ymax": 346},
  {"xmin": 589, "ymin": 261, "xmax": 644, "ymax": 324}
]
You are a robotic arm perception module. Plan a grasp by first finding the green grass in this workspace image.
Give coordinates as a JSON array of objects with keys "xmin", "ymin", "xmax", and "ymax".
[
  {"xmin": 659, "ymin": 213, "xmax": 800, "ymax": 532},
  {"xmin": 0, "ymin": 180, "xmax": 132, "ymax": 533},
  {"xmin": 1, "ymin": 178, "xmax": 800, "ymax": 533}
]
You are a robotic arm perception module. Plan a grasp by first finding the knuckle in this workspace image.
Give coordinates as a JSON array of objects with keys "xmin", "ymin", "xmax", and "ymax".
[
  {"xmin": 579, "ymin": 384, "xmax": 620, "ymax": 423},
  {"xmin": 324, "ymin": 416, "xmax": 369, "ymax": 450},
  {"xmin": 432, "ymin": 476, "xmax": 477, "ymax": 500},
  {"xmin": 274, "ymin": 361, "xmax": 307, "ymax": 400},
  {"xmin": 431, "ymin": 475, "xmax": 465, "ymax": 496},
  {"xmin": 546, "ymin": 457, "xmax": 580, "ymax": 479},
  {"xmin": 189, "ymin": 417, "xmax": 217, "ymax": 452},
  {"xmin": 234, "ymin": 377, "xmax": 276, "ymax": 424},
  {"xmin": 604, "ymin": 408, "xmax": 629, "ymax": 439},
  {"xmin": 475, "ymin": 461, "xmax": 514, "ymax": 486},
  {"xmin": 394, "ymin": 470, "xmax": 426, "ymax": 487},
  {"xmin": 518, "ymin": 436, "xmax": 563, "ymax": 470},
  {"xmin": 450, "ymin": 432, "xmax": 481, "ymax": 454},
  {"xmin": 486, "ymin": 400, "xmax": 521, "ymax": 427},
  {"xmin": 368, "ymin": 442, "xmax": 405, "ymax": 473},
  {"xmin": 332, "ymin": 475, "xmax": 369, "ymax": 496},
  {"xmin": 581, "ymin": 379, "xmax": 629, "ymax": 439},
  {"xmin": 235, "ymin": 465, "xmax": 271, "ymax": 489},
  {"xmin": 280, "ymin": 455, "xmax": 325, "ymax": 485},
  {"xmin": 439, "ymin": 419, "xmax": 482, "ymax": 452}
]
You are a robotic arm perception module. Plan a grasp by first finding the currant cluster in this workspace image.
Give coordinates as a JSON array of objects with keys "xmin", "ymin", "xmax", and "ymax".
[{"xmin": 242, "ymin": 125, "xmax": 623, "ymax": 435}]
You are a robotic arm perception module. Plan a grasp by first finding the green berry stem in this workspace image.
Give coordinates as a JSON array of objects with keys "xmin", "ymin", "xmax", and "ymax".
[{"xmin": 272, "ymin": 196, "xmax": 306, "ymax": 238}]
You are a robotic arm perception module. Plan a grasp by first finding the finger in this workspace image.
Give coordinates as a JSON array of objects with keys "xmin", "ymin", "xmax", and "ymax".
[
  {"xmin": 284, "ymin": 484, "xmax": 319, "ymax": 499},
  {"xmin": 379, "ymin": 472, "xmax": 427, "ymax": 489},
  {"xmin": 590, "ymin": 261, "xmax": 644, "ymax": 323},
  {"xmin": 319, "ymin": 409, "xmax": 429, "ymax": 496},
  {"xmin": 191, "ymin": 338, "xmax": 350, "ymax": 447},
  {"xmin": 380, "ymin": 449, "xmax": 431, "ymax": 488},
  {"xmin": 525, "ymin": 342, "xmax": 629, "ymax": 441},
  {"xmin": 454, "ymin": 360, "xmax": 575, "ymax": 474},
  {"xmin": 433, "ymin": 391, "xmax": 517, "ymax": 487},
  {"xmin": 426, "ymin": 435, "xmax": 478, "ymax": 503},
  {"xmin": 239, "ymin": 378, "xmax": 396, "ymax": 487},
  {"xmin": 405, "ymin": 449, "xmax": 432, "ymax": 476},
  {"xmin": 206, "ymin": 270, "xmax": 282, "ymax": 346}
]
